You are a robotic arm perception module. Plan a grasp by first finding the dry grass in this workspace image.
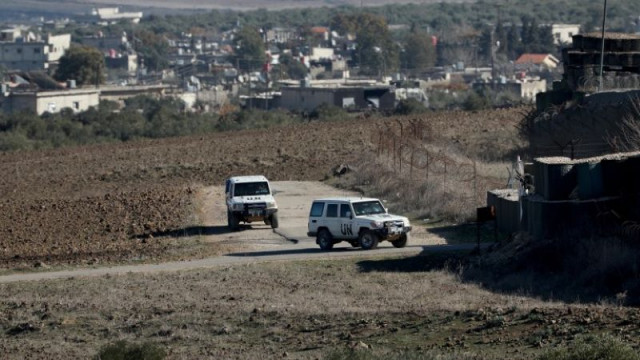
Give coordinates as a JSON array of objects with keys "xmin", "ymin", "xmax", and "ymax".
[
  {"xmin": 3, "ymin": 254, "xmax": 639, "ymax": 359},
  {"xmin": 0, "ymin": 254, "xmax": 571, "ymax": 359},
  {"xmin": 334, "ymin": 151, "xmax": 509, "ymax": 223},
  {"xmin": 329, "ymin": 109, "xmax": 524, "ymax": 223}
]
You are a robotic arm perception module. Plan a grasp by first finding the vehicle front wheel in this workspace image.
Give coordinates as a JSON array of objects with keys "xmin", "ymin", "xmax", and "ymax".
[
  {"xmin": 269, "ymin": 213, "xmax": 279, "ymax": 229},
  {"xmin": 392, "ymin": 233, "xmax": 408, "ymax": 248},
  {"xmin": 317, "ymin": 229, "xmax": 334, "ymax": 251},
  {"xmin": 359, "ymin": 230, "xmax": 379, "ymax": 250}
]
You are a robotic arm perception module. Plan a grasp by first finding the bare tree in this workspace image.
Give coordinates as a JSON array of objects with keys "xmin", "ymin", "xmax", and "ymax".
[{"xmin": 608, "ymin": 95, "xmax": 640, "ymax": 152}]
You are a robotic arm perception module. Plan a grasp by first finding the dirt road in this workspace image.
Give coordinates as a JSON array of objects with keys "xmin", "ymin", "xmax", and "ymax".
[{"xmin": 0, "ymin": 181, "xmax": 466, "ymax": 284}]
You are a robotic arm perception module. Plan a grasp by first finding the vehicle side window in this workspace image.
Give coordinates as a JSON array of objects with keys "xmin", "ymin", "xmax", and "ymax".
[
  {"xmin": 340, "ymin": 204, "xmax": 351, "ymax": 218},
  {"xmin": 326, "ymin": 203, "xmax": 338, "ymax": 218},
  {"xmin": 310, "ymin": 202, "xmax": 325, "ymax": 217}
]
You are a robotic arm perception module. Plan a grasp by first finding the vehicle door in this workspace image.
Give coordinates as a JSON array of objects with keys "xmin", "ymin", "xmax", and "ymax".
[
  {"xmin": 324, "ymin": 203, "xmax": 342, "ymax": 238},
  {"xmin": 308, "ymin": 201, "xmax": 325, "ymax": 234},
  {"xmin": 339, "ymin": 203, "xmax": 356, "ymax": 239}
]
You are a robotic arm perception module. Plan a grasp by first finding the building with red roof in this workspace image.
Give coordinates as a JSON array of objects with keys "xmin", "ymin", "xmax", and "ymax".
[{"xmin": 515, "ymin": 53, "xmax": 560, "ymax": 69}]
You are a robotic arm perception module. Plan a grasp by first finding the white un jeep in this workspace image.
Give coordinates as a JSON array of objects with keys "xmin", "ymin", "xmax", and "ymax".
[
  {"xmin": 307, "ymin": 197, "xmax": 412, "ymax": 250},
  {"xmin": 225, "ymin": 175, "xmax": 278, "ymax": 230}
]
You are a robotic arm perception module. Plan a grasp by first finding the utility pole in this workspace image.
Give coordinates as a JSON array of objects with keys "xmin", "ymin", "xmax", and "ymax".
[{"xmin": 598, "ymin": 0, "xmax": 608, "ymax": 92}]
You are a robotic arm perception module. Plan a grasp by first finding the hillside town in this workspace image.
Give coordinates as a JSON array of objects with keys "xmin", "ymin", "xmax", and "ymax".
[{"xmin": 0, "ymin": 6, "xmax": 608, "ymax": 116}]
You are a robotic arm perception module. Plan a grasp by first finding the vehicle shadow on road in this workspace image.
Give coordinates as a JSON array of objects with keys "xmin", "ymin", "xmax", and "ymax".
[
  {"xmin": 137, "ymin": 225, "xmax": 244, "ymax": 239},
  {"xmin": 228, "ymin": 247, "xmax": 362, "ymax": 257}
]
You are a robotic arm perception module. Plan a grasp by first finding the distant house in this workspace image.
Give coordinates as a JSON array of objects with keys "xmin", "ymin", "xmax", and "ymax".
[
  {"xmin": 0, "ymin": 31, "xmax": 71, "ymax": 72},
  {"xmin": 80, "ymin": 33, "xmax": 138, "ymax": 75},
  {"xmin": 92, "ymin": 7, "xmax": 142, "ymax": 24},
  {"xmin": 308, "ymin": 47, "xmax": 334, "ymax": 61},
  {"xmin": 265, "ymin": 27, "xmax": 298, "ymax": 44},
  {"xmin": 1, "ymin": 88, "xmax": 100, "ymax": 115},
  {"xmin": 551, "ymin": 24, "xmax": 580, "ymax": 45},
  {"xmin": 473, "ymin": 76, "xmax": 547, "ymax": 101},
  {"xmin": 515, "ymin": 54, "xmax": 560, "ymax": 70},
  {"xmin": 279, "ymin": 80, "xmax": 395, "ymax": 112},
  {"xmin": 310, "ymin": 26, "xmax": 330, "ymax": 45},
  {"xmin": 80, "ymin": 32, "xmax": 129, "ymax": 52}
]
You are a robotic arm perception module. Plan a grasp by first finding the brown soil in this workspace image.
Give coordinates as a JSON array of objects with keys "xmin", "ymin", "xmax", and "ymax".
[{"xmin": 0, "ymin": 109, "xmax": 524, "ymax": 269}]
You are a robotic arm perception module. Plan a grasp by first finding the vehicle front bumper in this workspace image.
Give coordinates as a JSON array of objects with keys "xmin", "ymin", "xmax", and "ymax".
[
  {"xmin": 374, "ymin": 225, "xmax": 412, "ymax": 239},
  {"xmin": 233, "ymin": 208, "xmax": 277, "ymax": 220}
]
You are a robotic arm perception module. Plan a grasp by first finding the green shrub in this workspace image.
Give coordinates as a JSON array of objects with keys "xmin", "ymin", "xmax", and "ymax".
[
  {"xmin": 395, "ymin": 98, "xmax": 428, "ymax": 115},
  {"xmin": 463, "ymin": 91, "xmax": 491, "ymax": 111},
  {"xmin": 96, "ymin": 340, "xmax": 166, "ymax": 360},
  {"xmin": 0, "ymin": 131, "xmax": 33, "ymax": 152},
  {"xmin": 310, "ymin": 104, "xmax": 351, "ymax": 121},
  {"xmin": 537, "ymin": 334, "xmax": 640, "ymax": 360}
]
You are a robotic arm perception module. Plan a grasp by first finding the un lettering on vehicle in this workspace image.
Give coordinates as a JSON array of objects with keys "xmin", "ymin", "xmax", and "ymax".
[{"xmin": 341, "ymin": 223, "xmax": 353, "ymax": 236}]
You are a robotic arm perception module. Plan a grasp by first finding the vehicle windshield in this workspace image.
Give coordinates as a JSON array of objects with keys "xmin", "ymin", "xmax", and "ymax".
[
  {"xmin": 234, "ymin": 182, "xmax": 270, "ymax": 197},
  {"xmin": 352, "ymin": 201, "xmax": 386, "ymax": 216}
]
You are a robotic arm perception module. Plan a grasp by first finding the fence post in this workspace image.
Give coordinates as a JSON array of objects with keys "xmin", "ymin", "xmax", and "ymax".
[
  {"xmin": 410, "ymin": 149, "xmax": 414, "ymax": 180},
  {"xmin": 425, "ymin": 150, "xmax": 429, "ymax": 182},
  {"xmin": 399, "ymin": 144, "xmax": 403, "ymax": 174},
  {"xmin": 393, "ymin": 137, "xmax": 397, "ymax": 170},
  {"xmin": 473, "ymin": 160, "xmax": 478, "ymax": 204},
  {"xmin": 443, "ymin": 158, "xmax": 447, "ymax": 202}
]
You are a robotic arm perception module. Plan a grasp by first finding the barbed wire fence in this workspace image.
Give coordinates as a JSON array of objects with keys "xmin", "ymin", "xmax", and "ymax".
[{"xmin": 369, "ymin": 118, "xmax": 490, "ymax": 220}]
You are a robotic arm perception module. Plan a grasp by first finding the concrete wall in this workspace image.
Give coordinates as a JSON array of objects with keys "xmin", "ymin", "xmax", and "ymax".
[
  {"xmin": 45, "ymin": 34, "xmax": 70, "ymax": 62},
  {"xmin": 552, "ymin": 24, "xmax": 580, "ymax": 45},
  {"xmin": 487, "ymin": 189, "xmax": 521, "ymax": 235},
  {"xmin": 0, "ymin": 33, "xmax": 70, "ymax": 71},
  {"xmin": 280, "ymin": 87, "xmax": 338, "ymax": 112},
  {"xmin": 196, "ymin": 87, "xmax": 228, "ymax": 107},
  {"xmin": 309, "ymin": 48, "xmax": 334, "ymax": 61},
  {"xmin": 105, "ymin": 54, "xmax": 138, "ymax": 74},
  {"xmin": 6, "ymin": 89, "xmax": 100, "ymax": 115},
  {"xmin": 520, "ymin": 79, "xmax": 547, "ymax": 100},
  {"xmin": 523, "ymin": 196, "xmax": 622, "ymax": 240},
  {"xmin": 474, "ymin": 79, "xmax": 546, "ymax": 101},
  {"xmin": 490, "ymin": 152, "xmax": 640, "ymax": 239},
  {"xmin": 81, "ymin": 35, "xmax": 127, "ymax": 51},
  {"xmin": 0, "ymin": 42, "xmax": 48, "ymax": 70}
]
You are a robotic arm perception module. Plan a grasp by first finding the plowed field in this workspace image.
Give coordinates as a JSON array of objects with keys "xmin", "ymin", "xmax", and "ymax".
[{"xmin": 0, "ymin": 109, "xmax": 523, "ymax": 268}]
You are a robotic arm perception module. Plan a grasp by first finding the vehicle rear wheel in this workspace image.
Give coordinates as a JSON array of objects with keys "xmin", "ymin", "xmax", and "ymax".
[
  {"xmin": 359, "ymin": 230, "xmax": 379, "ymax": 250},
  {"xmin": 227, "ymin": 211, "xmax": 239, "ymax": 230},
  {"xmin": 392, "ymin": 233, "xmax": 408, "ymax": 248},
  {"xmin": 270, "ymin": 213, "xmax": 279, "ymax": 229},
  {"xmin": 317, "ymin": 229, "xmax": 334, "ymax": 251}
]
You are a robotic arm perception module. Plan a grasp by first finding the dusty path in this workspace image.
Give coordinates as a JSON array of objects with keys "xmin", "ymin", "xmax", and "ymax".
[{"xmin": 0, "ymin": 181, "xmax": 463, "ymax": 284}]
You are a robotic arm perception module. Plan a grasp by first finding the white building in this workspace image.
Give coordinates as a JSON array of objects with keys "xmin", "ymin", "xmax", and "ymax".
[
  {"xmin": 552, "ymin": 24, "xmax": 581, "ymax": 45},
  {"xmin": 0, "ymin": 88, "xmax": 100, "ymax": 115},
  {"xmin": 92, "ymin": 7, "xmax": 143, "ymax": 24},
  {"xmin": 308, "ymin": 47, "xmax": 334, "ymax": 62},
  {"xmin": 0, "ymin": 32, "xmax": 71, "ymax": 72}
]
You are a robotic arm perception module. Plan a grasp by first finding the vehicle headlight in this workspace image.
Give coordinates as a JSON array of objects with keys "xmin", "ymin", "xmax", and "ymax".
[
  {"xmin": 233, "ymin": 204, "xmax": 243, "ymax": 211},
  {"xmin": 266, "ymin": 201, "xmax": 276, "ymax": 208},
  {"xmin": 370, "ymin": 221, "xmax": 383, "ymax": 229}
]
